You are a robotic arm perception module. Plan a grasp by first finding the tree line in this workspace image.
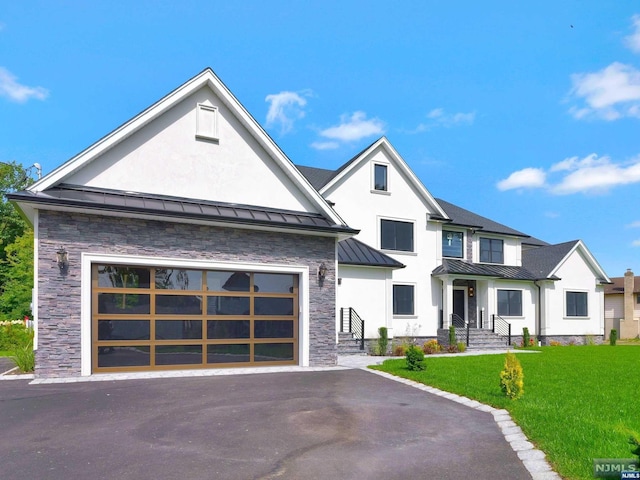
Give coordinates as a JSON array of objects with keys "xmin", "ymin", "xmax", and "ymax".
[{"xmin": 0, "ymin": 162, "xmax": 34, "ymax": 320}]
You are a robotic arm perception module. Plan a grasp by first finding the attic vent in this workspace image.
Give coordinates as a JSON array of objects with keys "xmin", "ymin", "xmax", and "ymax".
[{"xmin": 196, "ymin": 103, "xmax": 219, "ymax": 141}]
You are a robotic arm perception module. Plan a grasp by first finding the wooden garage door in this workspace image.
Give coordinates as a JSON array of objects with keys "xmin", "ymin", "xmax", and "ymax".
[{"xmin": 92, "ymin": 264, "xmax": 298, "ymax": 373}]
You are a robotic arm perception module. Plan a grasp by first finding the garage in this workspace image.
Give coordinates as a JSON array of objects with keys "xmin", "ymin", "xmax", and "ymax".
[{"xmin": 92, "ymin": 264, "xmax": 299, "ymax": 372}]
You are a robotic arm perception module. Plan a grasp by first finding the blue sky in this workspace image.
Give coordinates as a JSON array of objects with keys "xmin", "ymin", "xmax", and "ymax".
[{"xmin": 1, "ymin": 1, "xmax": 640, "ymax": 278}]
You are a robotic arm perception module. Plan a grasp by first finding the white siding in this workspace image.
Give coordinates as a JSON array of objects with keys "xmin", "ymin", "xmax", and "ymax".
[{"xmin": 65, "ymin": 86, "xmax": 317, "ymax": 213}]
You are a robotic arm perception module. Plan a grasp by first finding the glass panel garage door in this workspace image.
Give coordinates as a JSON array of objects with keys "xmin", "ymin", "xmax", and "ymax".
[{"xmin": 92, "ymin": 265, "xmax": 298, "ymax": 373}]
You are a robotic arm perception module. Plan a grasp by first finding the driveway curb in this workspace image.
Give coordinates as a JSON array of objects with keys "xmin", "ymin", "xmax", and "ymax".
[{"xmin": 362, "ymin": 367, "xmax": 560, "ymax": 480}]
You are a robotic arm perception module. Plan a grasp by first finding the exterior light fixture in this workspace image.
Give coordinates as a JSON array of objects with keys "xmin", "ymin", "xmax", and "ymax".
[
  {"xmin": 318, "ymin": 263, "xmax": 327, "ymax": 284},
  {"xmin": 468, "ymin": 286, "xmax": 475, "ymax": 297},
  {"xmin": 56, "ymin": 247, "xmax": 68, "ymax": 271}
]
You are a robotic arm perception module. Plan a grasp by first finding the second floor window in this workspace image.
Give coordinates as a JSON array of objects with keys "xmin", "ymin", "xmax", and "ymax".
[
  {"xmin": 374, "ymin": 164, "xmax": 387, "ymax": 191},
  {"xmin": 381, "ymin": 219, "xmax": 414, "ymax": 252},
  {"xmin": 480, "ymin": 238, "xmax": 503, "ymax": 264},
  {"xmin": 443, "ymin": 230, "xmax": 463, "ymax": 258}
]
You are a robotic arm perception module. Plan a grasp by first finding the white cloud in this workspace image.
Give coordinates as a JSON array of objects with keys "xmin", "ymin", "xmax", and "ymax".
[
  {"xmin": 319, "ymin": 111, "xmax": 385, "ymax": 142},
  {"xmin": 498, "ymin": 154, "xmax": 640, "ymax": 195},
  {"xmin": 0, "ymin": 67, "xmax": 49, "ymax": 103},
  {"xmin": 496, "ymin": 168, "xmax": 546, "ymax": 191},
  {"xmin": 626, "ymin": 221, "xmax": 640, "ymax": 228},
  {"xmin": 625, "ymin": 14, "xmax": 640, "ymax": 53},
  {"xmin": 632, "ymin": 239, "xmax": 640, "ymax": 247},
  {"xmin": 310, "ymin": 141, "xmax": 339, "ymax": 150},
  {"xmin": 265, "ymin": 90, "xmax": 310, "ymax": 135},
  {"xmin": 544, "ymin": 211, "xmax": 560, "ymax": 219},
  {"xmin": 551, "ymin": 157, "xmax": 640, "ymax": 194},
  {"xmin": 568, "ymin": 62, "xmax": 640, "ymax": 120},
  {"xmin": 411, "ymin": 108, "xmax": 476, "ymax": 132}
]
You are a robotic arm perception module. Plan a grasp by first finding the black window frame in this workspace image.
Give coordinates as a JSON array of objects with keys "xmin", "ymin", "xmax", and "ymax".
[
  {"xmin": 480, "ymin": 237, "xmax": 504, "ymax": 264},
  {"xmin": 566, "ymin": 291, "xmax": 588, "ymax": 317},
  {"xmin": 442, "ymin": 230, "xmax": 464, "ymax": 258},
  {"xmin": 393, "ymin": 284, "xmax": 415, "ymax": 315},
  {"xmin": 374, "ymin": 164, "xmax": 388, "ymax": 191},
  {"xmin": 381, "ymin": 219, "xmax": 414, "ymax": 252},
  {"xmin": 497, "ymin": 289, "xmax": 522, "ymax": 317}
]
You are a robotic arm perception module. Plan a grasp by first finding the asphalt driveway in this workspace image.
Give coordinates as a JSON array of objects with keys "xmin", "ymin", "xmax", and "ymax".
[{"xmin": 0, "ymin": 369, "xmax": 532, "ymax": 480}]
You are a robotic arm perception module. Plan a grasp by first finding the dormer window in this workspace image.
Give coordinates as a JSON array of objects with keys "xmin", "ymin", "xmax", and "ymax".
[
  {"xmin": 442, "ymin": 230, "xmax": 463, "ymax": 258},
  {"xmin": 374, "ymin": 164, "xmax": 387, "ymax": 191}
]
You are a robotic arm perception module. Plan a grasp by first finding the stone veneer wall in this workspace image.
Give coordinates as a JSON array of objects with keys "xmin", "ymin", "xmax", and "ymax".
[{"xmin": 37, "ymin": 210, "xmax": 337, "ymax": 377}]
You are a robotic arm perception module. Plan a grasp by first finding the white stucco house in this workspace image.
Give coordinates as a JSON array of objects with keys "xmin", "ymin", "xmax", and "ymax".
[
  {"xmin": 9, "ymin": 68, "xmax": 610, "ymax": 378},
  {"xmin": 297, "ymin": 137, "xmax": 611, "ymax": 347}
]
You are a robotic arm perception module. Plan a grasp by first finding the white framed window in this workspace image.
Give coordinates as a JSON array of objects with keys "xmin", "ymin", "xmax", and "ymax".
[
  {"xmin": 196, "ymin": 103, "xmax": 219, "ymax": 141},
  {"xmin": 480, "ymin": 237, "xmax": 504, "ymax": 264},
  {"xmin": 497, "ymin": 289, "xmax": 522, "ymax": 317},
  {"xmin": 566, "ymin": 291, "xmax": 588, "ymax": 317},
  {"xmin": 393, "ymin": 284, "xmax": 415, "ymax": 315},
  {"xmin": 373, "ymin": 163, "xmax": 388, "ymax": 192},
  {"xmin": 381, "ymin": 219, "xmax": 414, "ymax": 252},
  {"xmin": 443, "ymin": 230, "xmax": 464, "ymax": 258}
]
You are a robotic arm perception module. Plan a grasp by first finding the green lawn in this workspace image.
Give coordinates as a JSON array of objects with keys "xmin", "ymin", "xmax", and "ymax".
[{"xmin": 372, "ymin": 346, "xmax": 640, "ymax": 480}]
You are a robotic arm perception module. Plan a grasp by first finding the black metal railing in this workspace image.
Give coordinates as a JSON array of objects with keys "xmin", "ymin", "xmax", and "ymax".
[
  {"xmin": 340, "ymin": 307, "xmax": 365, "ymax": 350},
  {"xmin": 492, "ymin": 314, "xmax": 512, "ymax": 346},
  {"xmin": 449, "ymin": 313, "xmax": 469, "ymax": 346}
]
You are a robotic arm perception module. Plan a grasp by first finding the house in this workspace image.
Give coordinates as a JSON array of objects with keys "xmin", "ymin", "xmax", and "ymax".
[
  {"xmin": 604, "ymin": 269, "xmax": 640, "ymax": 339},
  {"xmin": 10, "ymin": 69, "xmax": 611, "ymax": 379},
  {"xmin": 9, "ymin": 68, "xmax": 357, "ymax": 378},
  {"xmin": 296, "ymin": 137, "xmax": 611, "ymax": 346}
]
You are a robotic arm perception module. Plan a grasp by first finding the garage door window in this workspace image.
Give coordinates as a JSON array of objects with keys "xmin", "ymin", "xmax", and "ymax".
[{"xmin": 92, "ymin": 265, "xmax": 298, "ymax": 372}]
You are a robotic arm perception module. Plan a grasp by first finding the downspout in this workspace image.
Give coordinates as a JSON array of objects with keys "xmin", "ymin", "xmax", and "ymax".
[{"xmin": 534, "ymin": 280, "xmax": 542, "ymax": 346}]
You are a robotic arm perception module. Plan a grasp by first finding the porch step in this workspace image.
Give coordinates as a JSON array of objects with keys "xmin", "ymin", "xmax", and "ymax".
[
  {"xmin": 465, "ymin": 329, "xmax": 510, "ymax": 350},
  {"xmin": 337, "ymin": 332, "xmax": 366, "ymax": 355}
]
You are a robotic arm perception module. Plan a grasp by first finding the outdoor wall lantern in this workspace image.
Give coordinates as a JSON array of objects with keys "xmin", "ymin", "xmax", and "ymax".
[
  {"xmin": 318, "ymin": 263, "xmax": 327, "ymax": 284},
  {"xmin": 56, "ymin": 246, "xmax": 68, "ymax": 271},
  {"xmin": 468, "ymin": 286, "xmax": 475, "ymax": 297}
]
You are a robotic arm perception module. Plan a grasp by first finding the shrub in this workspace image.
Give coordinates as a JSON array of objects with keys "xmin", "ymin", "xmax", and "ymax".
[
  {"xmin": 393, "ymin": 344, "xmax": 407, "ymax": 356},
  {"xmin": 368, "ymin": 343, "xmax": 381, "ymax": 356},
  {"xmin": 499, "ymin": 351, "xmax": 524, "ymax": 400},
  {"xmin": 422, "ymin": 339, "xmax": 441, "ymax": 355},
  {"xmin": 448, "ymin": 325, "xmax": 456, "ymax": 345},
  {"xmin": 0, "ymin": 321, "xmax": 31, "ymax": 351},
  {"xmin": 549, "ymin": 340, "xmax": 562, "ymax": 346},
  {"xmin": 610, "ymin": 329, "xmax": 618, "ymax": 346},
  {"xmin": 11, "ymin": 344, "xmax": 35, "ymax": 372},
  {"xmin": 585, "ymin": 334, "xmax": 596, "ymax": 346},
  {"xmin": 447, "ymin": 344, "xmax": 458, "ymax": 353},
  {"xmin": 377, "ymin": 327, "xmax": 389, "ymax": 356},
  {"xmin": 405, "ymin": 345, "xmax": 426, "ymax": 371},
  {"xmin": 457, "ymin": 342, "xmax": 466, "ymax": 353},
  {"xmin": 522, "ymin": 328, "xmax": 530, "ymax": 347}
]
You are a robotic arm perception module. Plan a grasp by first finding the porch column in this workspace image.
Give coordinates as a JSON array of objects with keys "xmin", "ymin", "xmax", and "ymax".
[
  {"xmin": 442, "ymin": 276, "xmax": 454, "ymax": 328},
  {"xmin": 486, "ymin": 280, "xmax": 495, "ymax": 319}
]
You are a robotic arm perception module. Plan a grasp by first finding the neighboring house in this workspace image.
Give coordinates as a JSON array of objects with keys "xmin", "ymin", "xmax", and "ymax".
[
  {"xmin": 604, "ymin": 269, "xmax": 640, "ymax": 339},
  {"xmin": 297, "ymin": 137, "xmax": 611, "ymax": 345},
  {"xmin": 10, "ymin": 69, "xmax": 611, "ymax": 379},
  {"xmin": 9, "ymin": 68, "xmax": 357, "ymax": 378}
]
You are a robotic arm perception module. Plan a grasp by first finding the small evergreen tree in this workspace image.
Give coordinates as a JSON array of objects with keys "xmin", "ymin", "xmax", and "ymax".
[
  {"xmin": 377, "ymin": 326, "xmax": 389, "ymax": 356},
  {"xmin": 500, "ymin": 351, "xmax": 524, "ymax": 399}
]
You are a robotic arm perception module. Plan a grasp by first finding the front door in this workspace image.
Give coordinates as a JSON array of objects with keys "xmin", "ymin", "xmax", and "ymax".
[{"xmin": 453, "ymin": 289, "xmax": 465, "ymax": 327}]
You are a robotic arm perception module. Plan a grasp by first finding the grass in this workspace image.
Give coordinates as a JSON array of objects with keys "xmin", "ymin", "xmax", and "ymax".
[{"xmin": 372, "ymin": 346, "xmax": 640, "ymax": 480}]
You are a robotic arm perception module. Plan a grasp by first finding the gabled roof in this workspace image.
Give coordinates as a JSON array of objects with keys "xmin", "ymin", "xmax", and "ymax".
[
  {"xmin": 25, "ymin": 68, "xmax": 348, "ymax": 230},
  {"xmin": 338, "ymin": 238, "xmax": 405, "ymax": 268},
  {"xmin": 436, "ymin": 198, "xmax": 546, "ymax": 243},
  {"xmin": 295, "ymin": 165, "xmax": 336, "ymax": 191},
  {"xmin": 522, "ymin": 239, "xmax": 610, "ymax": 283},
  {"xmin": 9, "ymin": 184, "xmax": 357, "ymax": 235},
  {"xmin": 306, "ymin": 137, "xmax": 449, "ymax": 219}
]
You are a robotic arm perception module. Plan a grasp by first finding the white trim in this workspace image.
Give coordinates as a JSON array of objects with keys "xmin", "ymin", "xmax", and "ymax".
[
  {"xmin": 320, "ymin": 137, "xmax": 449, "ymax": 219},
  {"xmin": 392, "ymin": 282, "xmax": 416, "ymax": 317},
  {"xmin": 80, "ymin": 252, "xmax": 310, "ymax": 376},
  {"xmin": 549, "ymin": 240, "xmax": 611, "ymax": 284},
  {"xmin": 28, "ymin": 68, "xmax": 347, "ymax": 229},
  {"xmin": 453, "ymin": 286, "xmax": 469, "ymax": 323},
  {"xmin": 372, "ymin": 162, "xmax": 389, "ymax": 193},
  {"xmin": 496, "ymin": 288, "xmax": 524, "ymax": 318},
  {"xmin": 563, "ymin": 288, "xmax": 590, "ymax": 319}
]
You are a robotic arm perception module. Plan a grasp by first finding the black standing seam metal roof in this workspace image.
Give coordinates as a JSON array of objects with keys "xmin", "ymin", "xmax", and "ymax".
[
  {"xmin": 338, "ymin": 238, "xmax": 405, "ymax": 268},
  {"xmin": 8, "ymin": 185, "xmax": 358, "ymax": 234},
  {"xmin": 432, "ymin": 259, "xmax": 539, "ymax": 280}
]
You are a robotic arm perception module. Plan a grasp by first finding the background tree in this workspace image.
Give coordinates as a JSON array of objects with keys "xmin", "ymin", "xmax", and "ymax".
[{"xmin": 0, "ymin": 161, "xmax": 36, "ymax": 319}]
